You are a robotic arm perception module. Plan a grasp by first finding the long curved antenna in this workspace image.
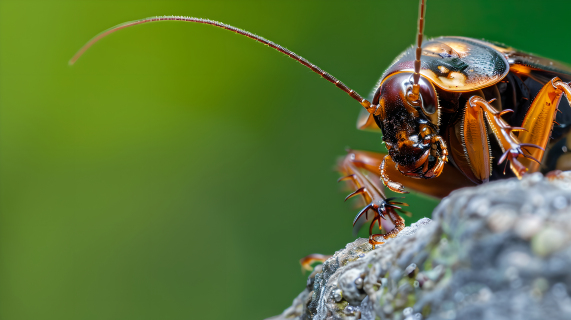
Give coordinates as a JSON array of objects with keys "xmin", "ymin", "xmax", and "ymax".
[
  {"xmin": 408, "ymin": 0, "xmax": 426, "ymax": 102},
  {"xmin": 69, "ymin": 16, "xmax": 376, "ymax": 112}
]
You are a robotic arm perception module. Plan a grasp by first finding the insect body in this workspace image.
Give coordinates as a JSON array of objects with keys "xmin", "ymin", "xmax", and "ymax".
[
  {"xmin": 70, "ymin": 0, "xmax": 571, "ymax": 249},
  {"xmin": 347, "ymin": 34, "xmax": 571, "ymax": 247}
]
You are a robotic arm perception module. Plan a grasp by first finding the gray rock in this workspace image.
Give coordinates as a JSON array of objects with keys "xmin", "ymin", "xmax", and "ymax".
[{"xmin": 268, "ymin": 173, "xmax": 571, "ymax": 320}]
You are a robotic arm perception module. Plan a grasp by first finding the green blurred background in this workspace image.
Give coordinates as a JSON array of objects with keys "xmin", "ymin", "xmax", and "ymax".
[{"xmin": 1, "ymin": 1, "xmax": 570, "ymax": 319}]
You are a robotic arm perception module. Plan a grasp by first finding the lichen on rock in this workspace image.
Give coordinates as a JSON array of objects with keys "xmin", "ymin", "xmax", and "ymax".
[{"xmin": 268, "ymin": 173, "xmax": 571, "ymax": 320}]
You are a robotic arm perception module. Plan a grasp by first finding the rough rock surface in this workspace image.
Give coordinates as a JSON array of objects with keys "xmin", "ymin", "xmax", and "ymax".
[{"xmin": 268, "ymin": 173, "xmax": 571, "ymax": 320}]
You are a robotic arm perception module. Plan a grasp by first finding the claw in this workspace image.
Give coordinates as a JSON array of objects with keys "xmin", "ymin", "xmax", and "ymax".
[
  {"xmin": 300, "ymin": 254, "xmax": 332, "ymax": 272},
  {"xmin": 388, "ymin": 201, "xmax": 409, "ymax": 206},
  {"xmin": 376, "ymin": 207, "xmax": 386, "ymax": 220},
  {"xmin": 498, "ymin": 109, "xmax": 514, "ymax": 117},
  {"xmin": 523, "ymin": 153, "xmax": 542, "ymax": 165},
  {"xmin": 520, "ymin": 143, "xmax": 545, "ymax": 151},
  {"xmin": 488, "ymin": 98, "xmax": 497, "ymax": 104},
  {"xmin": 386, "ymin": 204, "xmax": 402, "ymax": 210},
  {"xmin": 353, "ymin": 204, "xmax": 373, "ymax": 226},
  {"xmin": 498, "ymin": 149, "xmax": 510, "ymax": 165},
  {"xmin": 503, "ymin": 158, "xmax": 509, "ymax": 175},
  {"xmin": 368, "ymin": 234, "xmax": 385, "ymax": 249},
  {"xmin": 337, "ymin": 174, "xmax": 355, "ymax": 183},
  {"xmin": 345, "ymin": 187, "xmax": 366, "ymax": 202},
  {"xmin": 498, "ymin": 143, "xmax": 543, "ymax": 174}
]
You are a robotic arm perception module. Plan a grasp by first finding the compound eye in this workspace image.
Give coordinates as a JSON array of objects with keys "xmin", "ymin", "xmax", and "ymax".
[
  {"xmin": 418, "ymin": 77, "xmax": 438, "ymax": 115},
  {"xmin": 409, "ymin": 76, "xmax": 439, "ymax": 127}
]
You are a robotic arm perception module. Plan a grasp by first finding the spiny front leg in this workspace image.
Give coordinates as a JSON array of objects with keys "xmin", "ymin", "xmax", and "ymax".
[
  {"xmin": 463, "ymin": 96, "xmax": 543, "ymax": 180},
  {"xmin": 367, "ymin": 197, "xmax": 407, "ymax": 248},
  {"xmin": 339, "ymin": 150, "xmax": 407, "ymax": 249},
  {"xmin": 517, "ymin": 78, "xmax": 571, "ymax": 172},
  {"xmin": 343, "ymin": 150, "xmax": 475, "ymax": 198}
]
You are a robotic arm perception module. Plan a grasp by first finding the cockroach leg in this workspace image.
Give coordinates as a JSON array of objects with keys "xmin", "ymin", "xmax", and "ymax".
[
  {"xmin": 517, "ymin": 78, "xmax": 571, "ymax": 172},
  {"xmin": 463, "ymin": 95, "xmax": 540, "ymax": 179},
  {"xmin": 345, "ymin": 187, "xmax": 367, "ymax": 202},
  {"xmin": 339, "ymin": 151, "xmax": 409, "ymax": 247},
  {"xmin": 369, "ymin": 209, "xmax": 406, "ymax": 249},
  {"xmin": 368, "ymin": 235, "xmax": 385, "ymax": 249},
  {"xmin": 299, "ymin": 254, "xmax": 332, "ymax": 273},
  {"xmin": 546, "ymin": 170, "xmax": 565, "ymax": 181},
  {"xmin": 337, "ymin": 174, "xmax": 355, "ymax": 182},
  {"xmin": 368, "ymin": 217, "xmax": 386, "ymax": 249}
]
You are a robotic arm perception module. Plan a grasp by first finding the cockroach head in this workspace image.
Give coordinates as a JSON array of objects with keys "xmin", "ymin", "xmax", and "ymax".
[{"xmin": 372, "ymin": 72, "xmax": 444, "ymax": 178}]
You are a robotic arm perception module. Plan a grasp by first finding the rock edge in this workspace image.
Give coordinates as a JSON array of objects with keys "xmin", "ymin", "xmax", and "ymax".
[{"xmin": 268, "ymin": 173, "xmax": 571, "ymax": 320}]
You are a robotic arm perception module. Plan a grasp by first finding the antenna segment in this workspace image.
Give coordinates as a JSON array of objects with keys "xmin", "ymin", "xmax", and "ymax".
[
  {"xmin": 408, "ymin": 0, "xmax": 426, "ymax": 102},
  {"xmin": 69, "ymin": 16, "xmax": 376, "ymax": 113}
]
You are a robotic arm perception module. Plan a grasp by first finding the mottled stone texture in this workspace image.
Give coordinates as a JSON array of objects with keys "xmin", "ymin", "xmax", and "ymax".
[{"xmin": 268, "ymin": 173, "xmax": 571, "ymax": 320}]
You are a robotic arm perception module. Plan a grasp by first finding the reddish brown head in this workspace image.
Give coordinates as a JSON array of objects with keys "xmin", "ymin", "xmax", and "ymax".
[{"xmin": 372, "ymin": 72, "xmax": 445, "ymax": 179}]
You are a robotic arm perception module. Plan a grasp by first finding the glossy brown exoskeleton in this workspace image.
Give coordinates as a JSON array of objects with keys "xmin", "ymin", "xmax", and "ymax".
[{"xmin": 70, "ymin": 0, "xmax": 571, "ymax": 252}]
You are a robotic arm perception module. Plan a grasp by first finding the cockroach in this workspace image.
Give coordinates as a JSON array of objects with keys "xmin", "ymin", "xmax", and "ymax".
[{"xmin": 70, "ymin": 0, "xmax": 571, "ymax": 252}]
